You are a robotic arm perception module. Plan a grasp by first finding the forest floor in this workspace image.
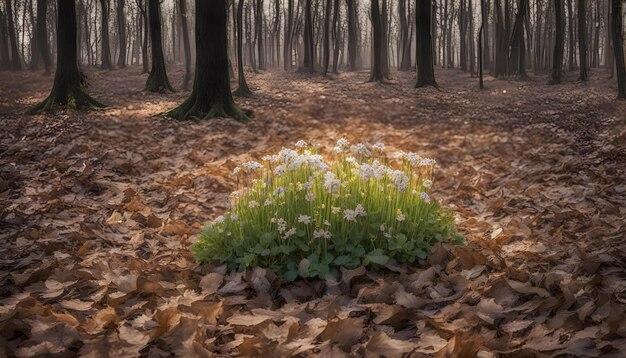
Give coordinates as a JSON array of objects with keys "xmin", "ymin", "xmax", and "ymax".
[{"xmin": 0, "ymin": 66, "xmax": 625, "ymax": 357}]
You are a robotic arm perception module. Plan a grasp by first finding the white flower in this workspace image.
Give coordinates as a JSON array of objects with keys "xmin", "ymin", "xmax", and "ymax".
[
  {"xmin": 284, "ymin": 227, "xmax": 297, "ymax": 239},
  {"xmin": 242, "ymin": 161, "xmax": 263, "ymax": 172},
  {"xmin": 359, "ymin": 163, "xmax": 374, "ymax": 180},
  {"xmin": 272, "ymin": 217, "xmax": 287, "ymax": 233},
  {"xmin": 213, "ymin": 215, "xmax": 225, "ymax": 225},
  {"xmin": 298, "ymin": 215, "xmax": 312, "ymax": 225},
  {"xmin": 337, "ymin": 138, "xmax": 349, "ymax": 148},
  {"xmin": 396, "ymin": 209, "xmax": 405, "ymax": 222},
  {"xmin": 345, "ymin": 156, "xmax": 357, "ymax": 163},
  {"xmin": 380, "ymin": 224, "xmax": 386, "ymax": 232},
  {"xmin": 248, "ymin": 200, "xmax": 259, "ymax": 208},
  {"xmin": 355, "ymin": 204, "xmax": 367, "ymax": 217},
  {"xmin": 275, "ymin": 187, "xmax": 286, "ymax": 195},
  {"xmin": 274, "ymin": 164, "xmax": 287, "ymax": 176},
  {"xmin": 372, "ymin": 142, "xmax": 385, "ymax": 151},
  {"xmin": 295, "ymin": 140, "xmax": 308, "ymax": 148},
  {"xmin": 404, "ymin": 152, "xmax": 422, "ymax": 166},
  {"xmin": 231, "ymin": 167, "xmax": 241, "ymax": 175},
  {"xmin": 306, "ymin": 154, "xmax": 329, "ymax": 171},
  {"xmin": 419, "ymin": 158, "xmax": 436, "ymax": 167},
  {"xmin": 343, "ymin": 209, "xmax": 357, "ymax": 222},
  {"xmin": 388, "ymin": 169, "xmax": 409, "ymax": 192},
  {"xmin": 420, "ymin": 192, "xmax": 431, "ymax": 203},
  {"xmin": 313, "ymin": 229, "xmax": 332, "ymax": 239},
  {"xmin": 264, "ymin": 199, "xmax": 273, "ymax": 206},
  {"xmin": 423, "ymin": 179, "xmax": 433, "ymax": 188},
  {"xmin": 230, "ymin": 213, "xmax": 239, "ymax": 221},
  {"xmin": 323, "ymin": 171, "xmax": 341, "ymax": 194},
  {"xmin": 393, "ymin": 151, "xmax": 406, "ymax": 159},
  {"xmin": 331, "ymin": 207, "xmax": 341, "ymax": 214},
  {"xmin": 305, "ymin": 192, "xmax": 316, "ymax": 202},
  {"xmin": 349, "ymin": 143, "xmax": 372, "ymax": 157},
  {"xmin": 324, "ymin": 220, "xmax": 331, "ymax": 226}
]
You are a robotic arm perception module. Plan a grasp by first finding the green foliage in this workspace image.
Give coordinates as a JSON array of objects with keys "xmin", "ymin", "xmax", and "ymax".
[{"xmin": 192, "ymin": 140, "xmax": 463, "ymax": 280}]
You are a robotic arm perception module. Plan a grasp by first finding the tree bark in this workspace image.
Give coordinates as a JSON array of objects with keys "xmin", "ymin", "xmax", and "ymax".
[
  {"xmin": 166, "ymin": 0, "xmax": 249, "ymax": 121},
  {"xmin": 28, "ymin": 0, "xmax": 104, "ymax": 113},
  {"xmin": 323, "ymin": 0, "xmax": 332, "ymax": 76},
  {"xmin": 370, "ymin": 0, "xmax": 384, "ymax": 82},
  {"xmin": 6, "ymin": 0, "xmax": 21, "ymax": 69},
  {"xmin": 145, "ymin": 0, "xmax": 174, "ymax": 92},
  {"xmin": 99, "ymin": 0, "xmax": 112, "ymax": 69},
  {"xmin": 178, "ymin": 0, "xmax": 191, "ymax": 90},
  {"xmin": 611, "ymin": 0, "xmax": 625, "ymax": 99},
  {"xmin": 0, "ymin": 8, "xmax": 10, "ymax": 68},
  {"xmin": 302, "ymin": 0, "xmax": 315, "ymax": 72},
  {"xmin": 234, "ymin": 0, "xmax": 252, "ymax": 96},
  {"xmin": 117, "ymin": 0, "xmax": 126, "ymax": 67},
  {"xmin": 509, "ymin": 0, "xmax": 528, "ymax": 78},
  {"xmin": 550, "ymin": 0, "xmax": 565, "ymax": 83},
  {"xmin": 479, "ymin": 0, "xmax": 486, "ymax": 88},
  {"xmin": 567, "ymin": 0, "xmax": 574, "ymax": 70},
  {"xmin": 346, "ymin": 0, "xmax": 358, "ymax": 70},
  {"xmin": 332, "ymin": 0, "xmax": 340, "ymax": 73},
  {"xmin": 37, "ymin": 0, "xmax": 51, "ymax": 74},
  {"xmin": 415, "ymin": 0, "xmax": 437, "ymax": 88},
  {"xmin": 577, "ymin": 0, "xmax": 587, "ymax": 80},
  {"xmin": 255, "ymin": 0, "xmax": 265, "ymax": 70}
]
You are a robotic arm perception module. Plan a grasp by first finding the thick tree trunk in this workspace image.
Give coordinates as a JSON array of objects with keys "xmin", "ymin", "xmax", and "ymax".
[
  {"xmin": 99, "ymin": 0, "xmax": 112, "ymax": 69},
  {"xmin": 6, "ymin": 0, "xmax": 21, "ymax": 69},
  {"xmin": 178, "ymin": 0, "xmax": 191, "ymax": 90},
  {"xmin": 166, "ymin": 0, "xmax": 249, "ymax": 121},
  {"xmin": 28, "ymin": 0, "xmax": 104, "ymax": 113},
  {"xmin": 577, "ymin": 0, "xmax": 587, "ymax": 80},
  {"xmin": 234, "ymin": 0, "xmax": 252, "ymax": 96},
  {"xmin": 117, "ymin": 0, "xmax": 126, "ymax": 67},
  {"xmin": 145, "ymin": 0, "xmax": 174, "ymax": 92},
  {"xmin": 415, "ymin": 0, "xmax": 437, "ymax": 88},
  {"xmin": 37, "ymin": 0, "xmax": 51, "ymax": 74},
  {"xmin": 550, "ymin": 0, "xmax": 565, "ymax": 83},
  {"xmin": 612, "ymin": 0, "xmax": 625, "ymax": 99}
]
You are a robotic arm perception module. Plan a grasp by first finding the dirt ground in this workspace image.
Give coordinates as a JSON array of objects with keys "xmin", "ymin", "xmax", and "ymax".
[{"xmin": 0, "ymin": 66, "xmax": 625, "ymax": 357}]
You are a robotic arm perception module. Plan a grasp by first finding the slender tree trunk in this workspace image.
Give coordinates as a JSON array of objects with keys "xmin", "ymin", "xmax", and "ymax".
[
  {"xmin": 322, "ymin": 0, "xmax": 332, "ymax": 76},
  {"xmin": 274, "ymin": 0, "xmax": 280, "ymax": 68},
  {"xmin": 577, "ymin": 0, "xmax": 587, "ymax": 80},
  {"xmin": 234, "ymin": 0, "xmax": 252, "ymax": 96},
  {"xmin": 145, "ymin": 0, "xmax": 174, "ymax": 92},
  {"xmin": 27, "ymin": 0, "xmax": 39, "ymax": 69},
  {"xmin": 567, "ymin": 0, "xmax": 574, "ymax": 70},
  {"xmin": 370, "ymin": 0, "xmax": 384, "ymax": 81},
  {"xmin": 479, "ymin": 0, "xmax": 486, "ymax": 88},
  {"xmin": 166, "ymin": 0, "xmax": 249, "ymax": 121},
  {"xmin": 509, "ymin": 0, "xmax": 528, "ymax": 78},
  {"xmin": 611, "ymin": 0, "xmax": 625, "ymax": 99},
  {"xmin": 140, "ymin": 1, "xmax": 149, "ymax": 73},
  {"xmin": 302, "ymin": 0, "xmax": 315, "ymax": 72},
  {"xmin": 494, "ymin": 0, "xmax": 507, "ymax": 76},
  {"xmin": 550, "ymin": 0, "xmax": 565, "ymax": 83},
  {"xmin": 178, "ymin": 0, "xmax": 191, "ymax": 90},
  {"xmin": 284, "ymin": 0, "xmax": 293, "ymax": 69},
  {"xmin": 28, "ymin": 0, "xmax": 104, "ymax": 113},
  {"xmin": 37, "ymin": 0, "xmax": 51, "ymax": 74},
  {"xmin": 255, "ymin": 0, "xmax": 265, "ymax": 70},
  {"xmin": 332, "ymin": 0, "xmax": 340, "ymax": 73},
  {"xmin": 0, "ymin": 8, "xmax": 10, "ymax": 68},
  {"xmin": 117, "ymin": 0, "xmax": 126, "ymax": 67},
  {"xmin": 415, "ymin": 0, "xmax": 437, "ymax": 87},
  {"xmin": 6, "ymin": 0, "xmax": 21, "ymax": 69},
  {"xmin": 346, "ymin": 0, "xmax": 358, "ymax": 70},
  {"xmin": 99, "ymin": 0, "xmax": 112, "ymax": 68}
]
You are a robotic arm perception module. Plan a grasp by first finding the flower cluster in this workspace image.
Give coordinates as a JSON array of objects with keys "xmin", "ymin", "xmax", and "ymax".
[{"xmin": 193, "ymin": 139, "xmax": 463, "ymax": 280}]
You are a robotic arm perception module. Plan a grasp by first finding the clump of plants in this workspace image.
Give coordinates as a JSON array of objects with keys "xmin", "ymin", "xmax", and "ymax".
[{"xmin": 193, "ymin": 139, "xmax": 463, "ymax": 280}]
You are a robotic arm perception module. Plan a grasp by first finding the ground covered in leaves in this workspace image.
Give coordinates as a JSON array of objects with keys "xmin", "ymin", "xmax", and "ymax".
[{"xmin": 1, "ymin": 66, "xmax": 625, "ymax": 357}]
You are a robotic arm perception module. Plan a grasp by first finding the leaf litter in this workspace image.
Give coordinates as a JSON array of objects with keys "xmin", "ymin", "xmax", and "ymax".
[{"xmin": 0, "ymin": 67, "xmax": 625, "ymax": 356}]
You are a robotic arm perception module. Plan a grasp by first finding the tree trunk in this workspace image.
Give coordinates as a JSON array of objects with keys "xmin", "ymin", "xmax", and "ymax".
[
  {"xmin": 494, "ymin": 0, "xmax": 507, "ymax": 76},
  {"xmin": 117, "ymin": 0, "xmax": 126, "ymax": 67},
  {"xmin": 139, "ymin": 0, "xmax": 149, "ymax": 73},
  {"xmin": 567, "ymin": 0, "xmax": 574, "ymax": 70},
  {"xmin": 370, "ymin": 0, "xmax": 384, "ymax": 81},
  {"xmin": 0, "ymin": 8, "xmax": 10, "ymax": 68},
  {"xmin": 166, "ymin": 0, "xmax": 249, "ymax": 121},
  {"xmin": 611, "ymin": 0, "xmax": 625, "ymax": 99},
  {"xmin": 509, "ymin": 0, "xmax": 528, "ymax": 78},
  {"xmin": 302, "ymin": 0, "xmax": 315, "ymax": 72},
  {"xmin": 255, "ymin": 0, "xmax": 265, "ymax": 70},
  {"xmin": 322, "ymin": 0, "xmax": 332, "ymax": 76},
  {"xmin": 28, "ymin": 0, "xmax": 105, "ymax": 113},
  {"xmin": 27, "ymin": 0, "xmax": 39, "ymax": 70},
  {"xmin": 479, "ymin": 0, "xmax": 486, "ymax": 88},
  {"xmin": 145, "ymin": 0, "xmax": 174, "ymax": 92},
  {"xmin": 37, "ymin": 0, "xmax": 51, "ymax": 74},
  {"xmin": 178, "ymin": 0, "xmax": 191, "ymax": 90},
  {"xmin": 415, "ymin": 0, "xmax": 437, "ymax": 87},
  {"xmin": 577, "ymin": 0, "xmax": 587, "ymax": 80},
  {"xmin": 99, "ymin": 0, "xmax": 112, "ymax": 69},
  {"xmin": 284, "ymin": 0, "xmax": 293, "ymax": 69},
  {"xmin": 346, "ymin": 0, "xmax": 358, "ymax": 70},
  {"xmin": 6, "ymin": 0, "xmax": 21, "ymax": 69},
  {"xmin": 550, "ymin": 0, "xmax": 565, "ymax": 83},
  {"xmin": 234, "ymin": 0, "xmax": 252, "ymax": 96},
  {"xmin": 332, "ymin": 0, "xmax": 340, "ymax": 73}
]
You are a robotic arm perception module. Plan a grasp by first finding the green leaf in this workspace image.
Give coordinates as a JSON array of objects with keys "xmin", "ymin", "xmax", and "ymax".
[
  {"xmin": 298, "ymin": 258, "xmax": 310, "ymax": 278},
  {"xmin": 364, "ymin": 249, "xmax": 389, "ymax": 265}
]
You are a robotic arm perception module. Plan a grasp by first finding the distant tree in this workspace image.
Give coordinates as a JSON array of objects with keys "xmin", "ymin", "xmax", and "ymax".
[
  {"xmin": 28, "ymin": 0, "xmax": 105, "ymax": 113},
  {"xmin": 100, "ymin": 0, "xmax": 112, "ymax": 69},
  {"xmin": 331, "ymin": 0, "xmax": 341, "ymax": 73},
  {"xmin": 145, "ymin": 0, "xmax": 174, "ymax": 92},
  {"xmin": 5, "ymin": 0, "xmax": 21, "ymax": 69},
  {"xmin": 611, "ymin": 0, "xmax": 625, "ymax": 99},
  {"xmin": 567, "ymin": 0, "xmax": 575, "ymax": 71},
  {"xmin": 0, "ymin": 7, "xmax": 9, "ymax": 68},
  {"xmin": 398, "ymin": 0, "xmax": 412, "ymax": 71},
  {"xmin": 178, "ymin": 0, "xmax": 191, "ymax": 90},
  {"xmin": 577, "ymin": 0, "xmax": 587, "ymax": 81},
  {"xmin": 302, "ymin": 0, "xmax": 315, "ymax": 72},
  {"xmin": 415, "ymin": 0, "xmax": 437, "ymax": 88},
  {"xmin": 255, "ymin": 0, "xmax": 265, "ymax": 70},
  {"xmin": 550, "ymin": 0, "xmax": 565, "ymax": 84},
  {"xmin": 479, "ymin": 0, "xmax": 486, "ymax": 89},
  {"xmin": 346, "ymin": 0, "xmax": 359, "ymax": 71},
  {"xmin": 137, "ymin": 0, "xmax": 149, "ymax": 74},
  {"xmin": 509, "ymin": 0, "xmax": 528, "ymax": 78},
  {"xmin": 166, "ymin": 0, "xmax": 249, "ymax": 121},
  {"xmin": 322, "ymin": 0, "xmax": 332, "ymax": 76},
  {"xmin": 117, "ymin": 0, "xmax": 127, "ymax": 67},
  {"xmin": 37, "ymin": 0, "xmax": 52, "ymax": 74},
  {"xmin": 370, "ymin": 0, "xmax": 385, "ymax": 82},
  {"xmin": 234, "ymin": 0, "xmax": 252, "ymax": 97}
]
